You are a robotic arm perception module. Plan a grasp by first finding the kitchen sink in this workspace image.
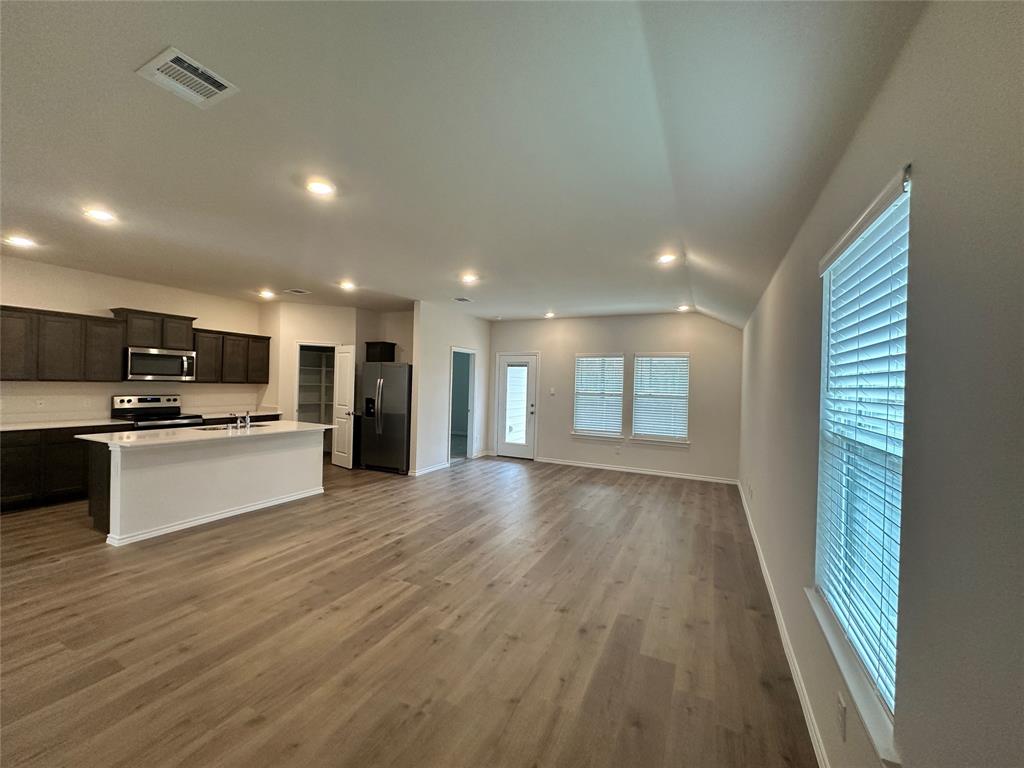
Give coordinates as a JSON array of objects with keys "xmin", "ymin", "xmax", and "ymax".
[{"xmin": 196, "ymin": 424, "xmax": 271, "ymax": 431}]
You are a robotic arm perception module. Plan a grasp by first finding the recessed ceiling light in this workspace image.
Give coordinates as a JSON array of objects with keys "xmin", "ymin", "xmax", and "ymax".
[
  {"xmin": 460, "ymin": 272, "xmax": 479, "ymax": 285},
  {"xmin": 677, "ymin": 304, "xmax": 691, "ymax": 312},
  {"xmin": 339, "ymin": 280, "xmax": 356, "ymax": 292},
  {"xmin": 258, "ymin": 289, "xmax": 275, "ymax": 299},
  {"xmin": 305, "ymin": 177, "xmax": 336, "ymax": 198},
  {"xmin": 83, "ymin": 208, "xmax": 117, "ymax": 224},
  {"xmin": 657, "ymin": 252, "xmax": 678, "ymax": 265},
  {"xmin": 544, "ymin": 311, "xmax": 555, "ymax": 319},
  {"xmin": 3, "ymin": 234, "xmax": 37, "ymax": 248}
]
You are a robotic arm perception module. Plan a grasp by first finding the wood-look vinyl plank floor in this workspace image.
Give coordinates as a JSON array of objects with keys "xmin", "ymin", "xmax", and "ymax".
[{"xmin": 1, "ymin": 457, "xmax": 816, "ymax": 767}]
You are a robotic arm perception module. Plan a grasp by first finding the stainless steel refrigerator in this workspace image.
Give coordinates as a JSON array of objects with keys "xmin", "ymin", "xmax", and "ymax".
[{"xmin": 360, "ymin": 362, "xmax": 412, "ymax": 474}]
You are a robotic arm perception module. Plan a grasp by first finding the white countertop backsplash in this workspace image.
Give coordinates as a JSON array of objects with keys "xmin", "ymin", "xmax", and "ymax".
[{"xmin": 0, "ymin": 381, "xmax": 276, "ymax": 431}]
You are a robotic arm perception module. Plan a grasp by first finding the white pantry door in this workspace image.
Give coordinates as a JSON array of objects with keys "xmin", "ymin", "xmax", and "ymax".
[
  {"xmin": 332, "ymin": 345, "xmax": 355, "ymax": 468},
  {"xmin": 496, "ymin": 354, "xmax": 537, "ymax": 459}
]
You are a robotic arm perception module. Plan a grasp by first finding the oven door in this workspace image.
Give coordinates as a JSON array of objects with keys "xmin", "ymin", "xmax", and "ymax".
[{"xmin": 126, "ymin": 347, "xmax": 197, "ymax": 381}]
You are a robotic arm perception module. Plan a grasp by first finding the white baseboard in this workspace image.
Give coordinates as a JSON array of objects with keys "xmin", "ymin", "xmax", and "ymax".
[
  {"xmin": 473, "ymin": 449, "xmax": 494, "ymax": 458},
  {"xmin": 737, "ymin": 484, "xmax": 827, "ymax": 768},
  {"xmin": 106, "ymin": 487, "xmax": 324, "ymax": 546},
  {"xmin": 409, "ymin": 461, "xmax": 449, "ymax": 477},
  {"xmin": 535, "ymin": 455, "xmax": 738, "ymax": 485}
]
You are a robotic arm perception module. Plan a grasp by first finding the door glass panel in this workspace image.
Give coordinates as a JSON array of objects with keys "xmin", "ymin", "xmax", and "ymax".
[{"xmin": 504, "ymin": 364, "xmax": 528, "ymax": 444}]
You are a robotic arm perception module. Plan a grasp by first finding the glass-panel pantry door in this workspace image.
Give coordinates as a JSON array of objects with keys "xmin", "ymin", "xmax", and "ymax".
[{"xmin": 496, "ymin": 354, "xmax": 537, "ymax": 459}]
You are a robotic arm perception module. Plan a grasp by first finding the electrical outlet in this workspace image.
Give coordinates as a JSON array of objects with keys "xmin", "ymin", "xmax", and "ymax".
[
  {"xmin": 836, "ymin": 692, "xmax": 848, "ymax": 742},
  {"xmin": 747, "ymin": 482, "xmax": 754, "ymax": 501},
  {"xmin": 35, "ymin": 398, "xmax": 45, "ymax": 409}
]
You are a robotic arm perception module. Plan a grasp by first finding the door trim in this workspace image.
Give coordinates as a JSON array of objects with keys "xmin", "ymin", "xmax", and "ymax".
[
  {"xmin": 494, "ymin": 352, "xmax": 540, "ymax": 460},
  {"xmin": 447, "ymin": 346, "xmax": 477, "ymax": 465}
]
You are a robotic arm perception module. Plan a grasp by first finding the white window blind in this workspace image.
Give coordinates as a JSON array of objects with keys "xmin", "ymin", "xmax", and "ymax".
[
  {"xmin": 632, "ymin": 355, "xmax": 689, "ymax": 440},
  {"xmin": 573, "ymin": 356, "xmax": 623, "ymax": 435},
  {"xmin": 816, "ymin": 175, "xmax": 910, "ymax": 714}
]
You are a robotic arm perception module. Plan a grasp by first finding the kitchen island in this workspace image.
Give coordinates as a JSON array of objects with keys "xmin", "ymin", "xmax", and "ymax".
[{"xmin": 77, "ymin": 420, "xmax": 331, "ymax": 545}]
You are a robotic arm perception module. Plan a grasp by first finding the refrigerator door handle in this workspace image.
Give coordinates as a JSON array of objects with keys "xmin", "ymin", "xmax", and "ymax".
[{"xmin": 375, "ymin": 376, "xmax": 384, "ymax": 435}]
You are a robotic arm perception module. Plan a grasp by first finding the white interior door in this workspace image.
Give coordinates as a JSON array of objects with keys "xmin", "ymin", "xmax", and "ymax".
[
  {"xmin": 496, "ymin": 354, "xmax": 537, "ymax": 459},
  {"xmin": 332, "ymin": 345, "xmax": 355, "ymax": 468}
]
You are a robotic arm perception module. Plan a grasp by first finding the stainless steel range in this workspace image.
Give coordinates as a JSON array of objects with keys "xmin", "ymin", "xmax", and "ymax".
[{"xmin": 111, "ymin": 395, "xmax": 203, "ymax": 430}]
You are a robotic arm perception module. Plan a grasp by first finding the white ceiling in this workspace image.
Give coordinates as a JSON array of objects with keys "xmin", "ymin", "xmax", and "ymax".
[{"xmin": 0, "ymin": 1, "xmax": 924, "ymax": 325}]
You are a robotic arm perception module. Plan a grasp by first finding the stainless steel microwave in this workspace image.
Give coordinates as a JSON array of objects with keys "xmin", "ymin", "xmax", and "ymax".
[{"xmin": 125, "ymin": 347, "xmax": 196, "ymax": 381}]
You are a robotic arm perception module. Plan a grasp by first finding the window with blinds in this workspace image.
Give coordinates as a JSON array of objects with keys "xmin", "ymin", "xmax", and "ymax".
[
  {"xmin": 573, "ymin": 356, "xmax": 623, "ymax": 436},
  {"xmin": 816, "ymin": 175, "xmax": 910, "ymax": 715},
  {"xmin": 632, "ymin": 355, "xmax": 689, "ymax": 441}
]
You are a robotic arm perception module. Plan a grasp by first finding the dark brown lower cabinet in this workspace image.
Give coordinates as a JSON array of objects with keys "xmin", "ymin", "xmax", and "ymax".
[
  {"xmin": 1, "ymin": 425, "xmax": 132, "ymax": 511},
  {"xmin": 1, "ymin": 431, "xmax": 42, "ymax": 508}
]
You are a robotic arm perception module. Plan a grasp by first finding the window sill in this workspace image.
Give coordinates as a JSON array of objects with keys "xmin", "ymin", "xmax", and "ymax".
[
  {"xmin": 805, "ymin": 587, "xmax": 902, "ymax": 768},
  {"xmin": 570, "ymin": 431, "xmax": 624, "ymax": 441},
  {"xmin": 629, "ymin": 435, "xmax": 690, "ymax": 446}
]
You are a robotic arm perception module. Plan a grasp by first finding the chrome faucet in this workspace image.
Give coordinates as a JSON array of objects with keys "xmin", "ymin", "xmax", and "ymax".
[{"xmin": 244, "ymin": 410, "xmax": 251, "ymax": 428}]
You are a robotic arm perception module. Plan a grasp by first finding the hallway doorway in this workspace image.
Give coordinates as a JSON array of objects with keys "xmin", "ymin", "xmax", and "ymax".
[{"xmin": 449, "ymin": 348, "xmax": 475, "ymax": 464}]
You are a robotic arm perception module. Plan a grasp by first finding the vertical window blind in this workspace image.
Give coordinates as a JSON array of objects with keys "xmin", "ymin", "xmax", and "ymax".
[
  {"xmin": 573, "ymin": 356, "xmax": 623, "ymax": 435},
  {"xmin": 632, "ymin": 355, "xmax": 689, "ymax": 440},
  {"xmin": 816, "ymin": 175, "xmax": 910, "ymax": 714}
]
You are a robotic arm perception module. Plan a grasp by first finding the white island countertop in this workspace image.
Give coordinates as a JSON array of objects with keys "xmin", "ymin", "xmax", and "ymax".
[
  {"xmin": 196, "ymin": 408, "xmax": 283, "ymax": 420},
  {"xmin": 76, "ymin": 420, "xmax": 330, "ymax": 449}
]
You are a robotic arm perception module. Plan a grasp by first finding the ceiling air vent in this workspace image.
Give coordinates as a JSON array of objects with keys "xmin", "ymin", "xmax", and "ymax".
[
  {"xmin": 136, "ymin": 47, "xmax": 238, "ymax": 109},
  {"xmin": 453, "ymin": 297, "xmax": 473, "ymax": 303},
  {"xmin": 284, "ymin": 288, "xmax": 312, "ymax": 295}
]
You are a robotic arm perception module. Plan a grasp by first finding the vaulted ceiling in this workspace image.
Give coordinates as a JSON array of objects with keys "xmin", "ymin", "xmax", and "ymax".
[{"xmin": 0, "ymin": 1, "xmax": 924, "ymax": 325}]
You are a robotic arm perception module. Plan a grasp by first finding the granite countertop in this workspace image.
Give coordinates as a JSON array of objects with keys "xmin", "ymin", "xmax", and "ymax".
[{"xmin": 75, "ymin": 420, "xmax": 330, "ymax": 449}]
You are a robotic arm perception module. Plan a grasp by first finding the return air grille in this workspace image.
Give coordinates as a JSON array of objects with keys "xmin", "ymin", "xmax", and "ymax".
[
  {"xmin": 284, "ymin": 288, "xmax": 312, "ymax": 295},
  {"xmin": 137, "ymin": 47, "xmax": 238, "ymax": 109}
]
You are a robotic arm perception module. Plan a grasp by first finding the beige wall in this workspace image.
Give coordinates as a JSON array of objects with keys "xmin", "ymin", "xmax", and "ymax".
[
  {"xmin": 410, "ymin": 301, "xmax": 490, "ymax": 473},
  {"xmin": 490, "ymin": 312, "xmax": 741, "ymax": 481},
  {"xmin": 378, "ymin": 311, "xmax": 414, "ymax": 364},
  {"xmin": 0, "ymin": 256, "xmax": 261, "ymax": 332},
  {"xmin": 739, "ymin": 4, "xmax": 1023, "ymax": 767},
  {"xmin": 263, "ymin": 303, "xmax": 357, "ymax": 419},
  {"xmin": 0, "ymin": 256, "xmax": 266, "ymax": 420}
]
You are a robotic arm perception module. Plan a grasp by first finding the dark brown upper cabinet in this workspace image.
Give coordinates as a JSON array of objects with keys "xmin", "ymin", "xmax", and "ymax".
[
  {"xmin": 37, "ymin": 314, "xmax": 84, "ymax": 381},
  {"xmin": 112, "ymin": 309, "xmax": 195, "ymax": 350},
  {"xmin": 247, "ymin": 337, "xmax": 270, "ymax": 384},
  {"xmin": 221, "ymin": 335, "xmax": 249, "ymax": 383},
  {"xmin": 0, "ymin": 307, "xmax": 38, "ymax": 380},
  {"xmin": 193, "ymin": 331, "xmax": 223, "ymax": 383},
  {"xmin": 162, "ymin": 317, "xmax": 194, "ymax": 350},
  {"xmin": 83, "ymin": 317, "xmax": 124, "ymax": 381},
  {"xmin": 121, "ymin": 311, "xmax": 161, "ymax": 348},
  {"xmin": 0, "ymin": 306, "xmax": 271, "ymax": 385}
]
